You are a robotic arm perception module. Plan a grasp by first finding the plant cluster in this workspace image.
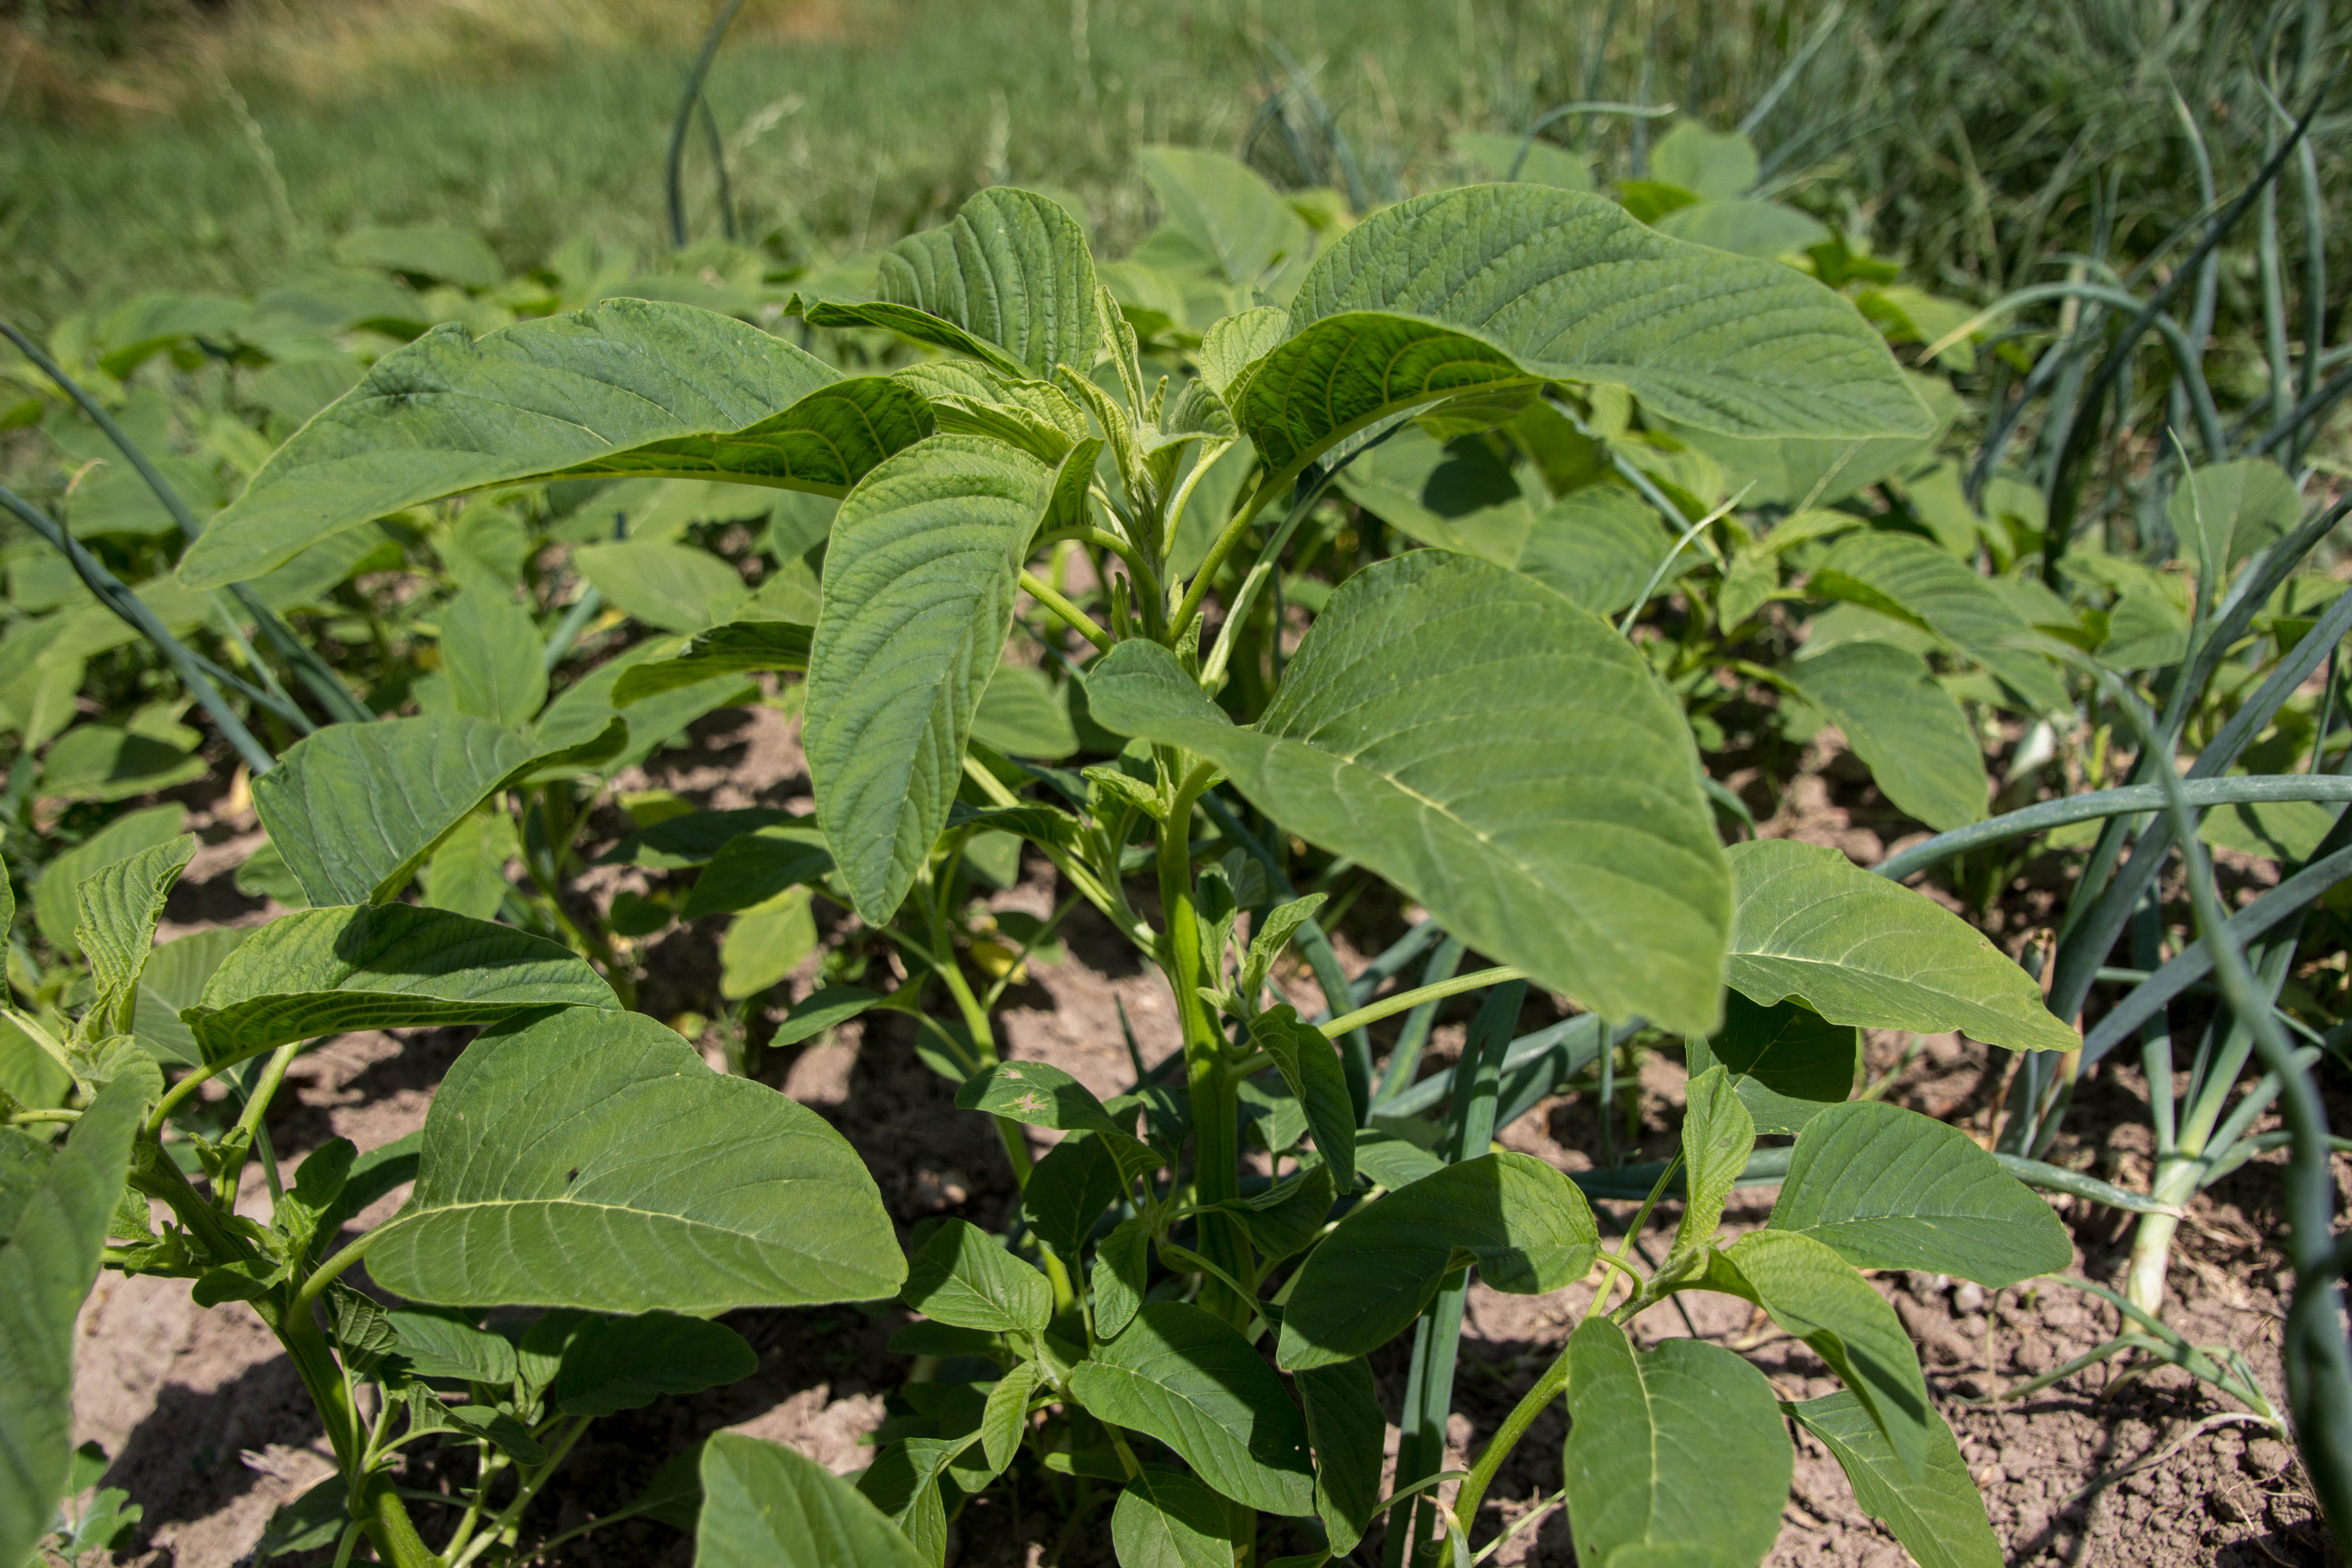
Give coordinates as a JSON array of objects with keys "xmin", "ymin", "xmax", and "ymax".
[{"xmin": 1, "ymin": 62, "xmax": 2349, "ymax": 1568}]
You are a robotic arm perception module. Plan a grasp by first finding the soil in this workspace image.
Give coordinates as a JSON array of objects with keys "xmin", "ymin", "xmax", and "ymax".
[{"xmin": 67, "ymin": 708, "xmax": 2349, "ymax": 1567}]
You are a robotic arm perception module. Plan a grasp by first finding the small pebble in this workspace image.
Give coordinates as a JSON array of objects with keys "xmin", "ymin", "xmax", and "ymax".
[
  {"xmin": 1952, "ymin": 1280, "xmax": 1986, "ymax": 1314},
  {"xmin": 2243, "ymin": 1438, "xmax": 2291, "ymax": 1477}
]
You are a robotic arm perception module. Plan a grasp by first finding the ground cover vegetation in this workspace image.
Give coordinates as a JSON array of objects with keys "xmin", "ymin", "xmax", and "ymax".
[{"xmin": 2, "ymin": 0, "xmax": 2351, "ymax": 1564}]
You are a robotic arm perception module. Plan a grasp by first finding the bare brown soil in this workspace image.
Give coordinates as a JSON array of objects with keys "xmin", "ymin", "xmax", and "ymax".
[{"xmin": 71, "ymin": 709, "xmax": 2347, "ymax": 1566}]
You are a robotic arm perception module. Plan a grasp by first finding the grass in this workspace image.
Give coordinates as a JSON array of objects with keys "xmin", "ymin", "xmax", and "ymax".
[{"xmin": 2, "ymin": 0, "xmax": 2342, "ymax": 340}]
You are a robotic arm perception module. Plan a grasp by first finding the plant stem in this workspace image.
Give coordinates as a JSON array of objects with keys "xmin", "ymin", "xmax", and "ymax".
[
  {"xmin": 1450, "ymin": 1351, "xmax": 1572, "ymax": 1539},
  {"xmin": 1159, "ymin": 757, "xmax": 1249, "ymax": 1323},
  {"xmin": 1322, "ymin": 968, "xmax": 1526, "ymax": 1039},
  {"xmin": 1018, "ymin": 570, "xmax": 1116, "ymax": 653}
]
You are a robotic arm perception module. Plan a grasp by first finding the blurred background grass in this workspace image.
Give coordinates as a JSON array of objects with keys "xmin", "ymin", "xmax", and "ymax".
[{"xmin": 3, "ymin": 0, "xmax": 2342, "ymax": 335}]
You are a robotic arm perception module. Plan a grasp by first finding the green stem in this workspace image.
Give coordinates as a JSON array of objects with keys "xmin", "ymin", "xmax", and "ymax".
[
  {"xmin": 1321, "ymin": 968, "xmax": 1526, "ymax": 1039},
  {"xmin": 1160, "ymin": 758, "xmax": 1248, "ymax": 1323},
  {"xmin": 1450, "ymin": 1351, "xmax": 1572, "ymax": 1535},
  {"xmin": 1019, "ymin": 570, "xmax": 1116, "ymax": 653}
]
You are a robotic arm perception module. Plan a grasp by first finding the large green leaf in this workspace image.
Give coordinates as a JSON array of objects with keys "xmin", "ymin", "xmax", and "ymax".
[
  {"xmin": 1782, "ymin": 641, "xmax": 1986, "ymax": 830},
  {"xmin": 1768, "ymin": 1100, "xmax": 2071, "ymax": 1288},
  {"xmin": 1725, "ymin": 840, "xmax": 2077, "ymax": 1052},
  {"xmin": 1276, "ymin": 1152, "xmax": 1597, "ymax": 1371},
  {"xmin": 1110, "ymin": 1470, "xmax": 1242, "ymax": 1568},
  {"xmin": 1232, "ymin": 184, "xmax": 1929, "ymax": 476},
  {"xmin": 1650, "ymin": 123, "xmax": 1759, "ymax": 200},
  {"xmin": 1562, "ymin": 1316, "xmax": 1789, "ymax": 1568},
  {"xmin": 32, "ymin": 804, "xmax": 185, "ymax": 955},
  {"xmin": 1296, "ymin": 1358, "xmax": 1385, "ymax": 1554},
  {"xmin": 253, "ymin": 715, "xmax": 616, "ymax": 906},
  {"xmin": 365, "ymin": 1007, "xmax": 902, "ymax": 1313},
  {"xmin": 1705, "ymin": 1229, "xmax": 1930, "ymax": 1479},
  {"xmin": 0, "ymin": 1062, "xmax": 156, "ymax": 1568},
  {"xmin": 575, "ymin": 541, "xmax": 749, "ymax": 633},
  {"xmin": 805, "ymin": 435, "xmax": 1049, "ymax": 921},
  {"xmin": 75, "ymin": 835, "xmax": 197, "ymax": 1037},
  {"xmin": 181, "ymin": 903, "xmax": 618, "ymax": 1068},
  {"xmin": 610, "ymin": 621, "xmax": 813, "ymax": 703},
  {"xmin": 1089, "ymin": 551, "xmax": 1730, "ymax": 1033},
  {"xmin": 1068, "ymin": 1301, "xmax": 1315, "ymax": 1516},
  {"xmin": 438, "ymin": 586, "xmax": 548, "ymax": 728},
  {"xmin": 2168, "ymin": 458, "xmax": 2302, "ymax": 569},
  {"xmin": 1808, "ymin": 532, "xmax": 2069, "ymax": 713},
  {"xmin": 1684, "ymin": 993, "xmax": 1858, "ymax": 1136},
  {"xmin": 1653, "ymin": 198, "xmax": 1829, "ymax": 259},
  {"xmin": 1137, "ymin": 147, "xmax": 1308, "ymax": 287},
  {"xmin": 550, "ymin": 1312, "xmax": 757, "ymax": 1416},
  {"xmin": 132, "ymin": 926, "xmax": 252, "ymax": 1067},
  {"xmin": 901, "ymin": 1218, "xmax": 1053, "ymax": 1337},
  {"xmin": 184, "ymin": 299, "xmax": 930, "ymax": 586},
  {"xmin": 695, "ymin": 1433, "xmax": 925, "ymax": 1568},
  {"xmin": 1787, "ymin": 1393, "xmax": 2001, "ymax": 1568},
  {"xmin": 1021, "ymin": 1134, "xmax": 1126, "ymax": 1258},
  {"xmin": 807, "ymin": 189, "xmax": 1099, "ymax": 380}
]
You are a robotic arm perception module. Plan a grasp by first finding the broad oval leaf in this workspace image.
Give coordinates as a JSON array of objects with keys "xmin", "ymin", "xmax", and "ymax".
[
  {"xmin": 1782, "ymin": 640, "xmax": 1986, "ymax": 831},
  {"xmin": 1068, "ymin": 1301, "xmax": 1315, "ymax": 1516},
  {"xmin": 1787, "ymin": 1393, "xmax": 2002, "ymax": 1568},
  {"xmin": 695, "ymin": 1432, "xmax": 925, "ymax": 1568},
  {"xmin": 1234, "ymin": 183, "xmax": 1929, "ymax": 475},
  {"xmin": 253, "ymin": 714, "xmax": 608, "ymax": 906},
  {"xmin": 1563, "ymin": 1316, "xmax": 1789, "ymax": 1568},
  {"xmin": 367, "ymin": 1007, "xmax": 903, "ymax": 1313},
  {"xmin": 1653, "ymin": 197, "xmax": 1831, "ymax": 259},
  {"xmin": 1276, "ymin": 1152, "xmax": 1597, "ymax": 1371},
  {"xmin": 1138, "ymin": 146, "xmax": 1309, "ymax": 287},
  {"xmin": 182, "ymin": 903, "xmax": 617, "ymax": 1068},
  {"xmin": 1090, "ymin": 551, "xmax": 1730, "ymax": 1033},
  {"xmin": 551, "ymin": 1312, "xmax": 758, "ymax": 1416},
  {"xmin": 1022, "ymin": 1133, "xmax": 1127, "ymax": 1258},
  {"xmin": 1768, "ymin": 1099, "xmax": 2071, "ymax": 1288},
  {"xmin": 575, "ymin": 540, "xmax": 749, "ymax": 633},
  {"xmin": 1707, "ymin": 1229, "xmax": 1931, "ymax": 1480},
  {"xmin": 1092, "ymin": 1216, "xmax": 1151, "ymax": 1341},
  {"xmin": 1725, "ymin": 839, "xmax": 2078, "ymax": 1053},
  {"xmin": 2168, "ymin": 457, "xmax": 2301, "ymax": 569},
  {"xmin": 1296, "ymin": 1358, "xmax": 1385, "ymax": 1554},
  {"xmin": 184, "ymin": 299, "xmax": 930, "ymax": 586},
  {"xmin": 385, "ymin": 1310, "xmax": 520, "ymax": 1386},
  {"xmin": 0, "ymin": 1062, "xmax": 155, "ymax": 1568},
  {"xmin": 1110, "ymin": 1469, "xmax": 1244, "ymax": 1568},
  {"xmin": 807, "ymin": 188, "xmax": 1099, "ymax": 380},
  {"xmin": 805, "ymin": 435, "xmax": 1049, "ymax": 921},
  {"xmin": 438, "ymin": 585, "xmax": 549, "ymax": 728},
  {"xmin": 902, "ymin": 1218, "xmax": 1053, "ymax": 1337}
]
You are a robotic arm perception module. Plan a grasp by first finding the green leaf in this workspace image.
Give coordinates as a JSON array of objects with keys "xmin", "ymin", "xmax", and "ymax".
[
  {"xmin": 2168, "ymin": 458, "xmax": 2302, "ymax": 569},
  {"xmin": 0, "ymin": 1060, "xmax": 156, "ymax": 1568},
  {"xmin": 1295, "ymin": 1358, "xmax": 1385, "ymax": 1554},
  {"xmin": 902, "ymin": 1217, "xmax": 1052, "ymax": 1336},
  {"xmin": 1808, "ymin": 532, "xmax": 2069, "ymax": 713},
  {"xmin": 956, "ymin": 1059, "xmax": 1129, "ymax": 1139},
  {"xmin": 1089, "ymin": 552, "xmax": 1730, "ymax": 1034},
  {"xmin": 681, "ymin": 825, "xmax": 833, "ymax": 918},
  {"xmin": 1685, "ymin": 993, "xmax": 1857, "ymax": 1136},
  {"xmin": 1138, "ymin": 147, "xmax": 1309, "ymax": 287},
  {"xmin": 418, "ymin": 809, "xmax": 519, "ymax": 923},
  {"xmin": 771, "ymin": 986, "xmax": 883, "ymax": 1047},
  {"xmin": 1782, "ymin": 641, "xmax": 1986, "ymax": 830},
  {"xmin": 1649, "ymin": 122, "xmax": 1759, "ymax": 200},
  {"xmin": 1452, "ymin": 132, "xmax": 1594, "ymax": 191},
  {"xmin": 529, "ymin": 644, "xmax": 741, "ymax": 777},
  {"xmin": 337, "ymin": 223, "xmax": 504, "ymax": 290},
  {"xmin": 1653, "ymin": 198, "xmax": 1831, "ymax": 259},
  {"xmin": 1110, "ymin": 1469, "xmax": 1245, "ymax": 1568},
  {"xmin": 981, "ymin": 1359, "xmax": 1043, "ymax": 1476},
  {"xmin": 132, "ymin": 927, "xmax": 251, "ymax": 1067},
  {"xmin": 1664, "ymin": 1065, "xmax": 1753, "ymax": 1277},
  {"xmin": 1767, "ymin": 1100, "xmax": 2072, "ymax": 1288},
  {"xmin": 1093, "ymin": 1216, "xmax": 1150, "ymax": 1340},
  {"xmin": 804, "ymin": 435, "xmax": 1049, "ymax": 922},
  {"xmin": 75, "ymin": 834, "xmax": 197, "ymax": 1037},
  {"xmin": 254, "ymin": 715, "xmax": 606, "ymax": 906},
  {"xmin": 854, "ymin": 1438, "xmax": 958, "ymax": 1563},
  {"xmin": 1234, "ymin": 184, "xmax": 1929, "ymax": 476},
  {"xmin": 439, "ymin": 585, "xmax": 548, "ymax": 727},
  {"xmin": 1217, "ymin": 1160, "xmax": 1335, "ymax": 1263},
  {"xmin": 184, "ymin": 300, "xmax": 931, "ymax": 586},
  {"xmin": 181, "ymin": 903, "xmax": 617, "ymax": 1068},
  {"xmin": 36, "ymin": 724, "xmax": 206, "ymax": 803},
  {"xmin": 1022, "ymin": 1133, "xmax": 1127, "ymax": 1258},
  {"xmin": 1198, "ymin": 309, "xmax": 1288, "ymax": 402},
  {"xmin": 385, "ymin": 1309, "xmax": 520, "ymax": 1386},
  {"xmin": 575, "ymin": 541, "xmax": 749, "ymax": 633},
  {"xmin": 1705, "ymin": 1229, "xmax": 1930, "ymax": 1479},
  {"xmin": 1725, "ymin": 839, "xmax": 2078, "ymax": 1053},
  {"xmin": 719, "ymin": 886, "xmax": 818, "ymax": 1001},
  {"xmin": 611, "ymin": 621, "xmax": 813, "ymax": 703},
  {"xmin": 551, "ymin": 1312, "xmax": 758, "ymax": 1416},
  {"xmin": 603, "ymin": 807, "xmax": 797, "ymax": 869},
  {"xmin": 1276, "ymin": 1152, "xmax": 1598, "ymax": 1371},
  {"xmin": 1508, "ymin": 486, "xmax": 1680, "ymax": 617},
  {"xmin": 807, "ymin": 189, "xmax": 1099, "ymax": 380},
  {"xmin": 1562, "ymin": 1315, "xmax": 1788, "ymax": 1568},
  {"xmin": 32, "ymin": 804, "xmax": 185, "ymax": 955},
  {"xmin": 1069, "ymin": 1301, "xmax": 1316, "ymax": 1516},
  {"xmin": 696, "ymin": 1432, "xmax": 926, "ymax": 1568},
  {"xmin": 970, "ymin": 663, "xmax": 1080, "ymax": 760},
  {"xmin": 1787, "ymin": 1392, "xmax": 2002, "ymax": 1568},
  {"xmin": 366, "ymin": 1007, "xmax": 902, "ymax": 1313},
  {"xmin": 1249, "ymin": 1007, "xmax": 1355, "ymax": 1190}
]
